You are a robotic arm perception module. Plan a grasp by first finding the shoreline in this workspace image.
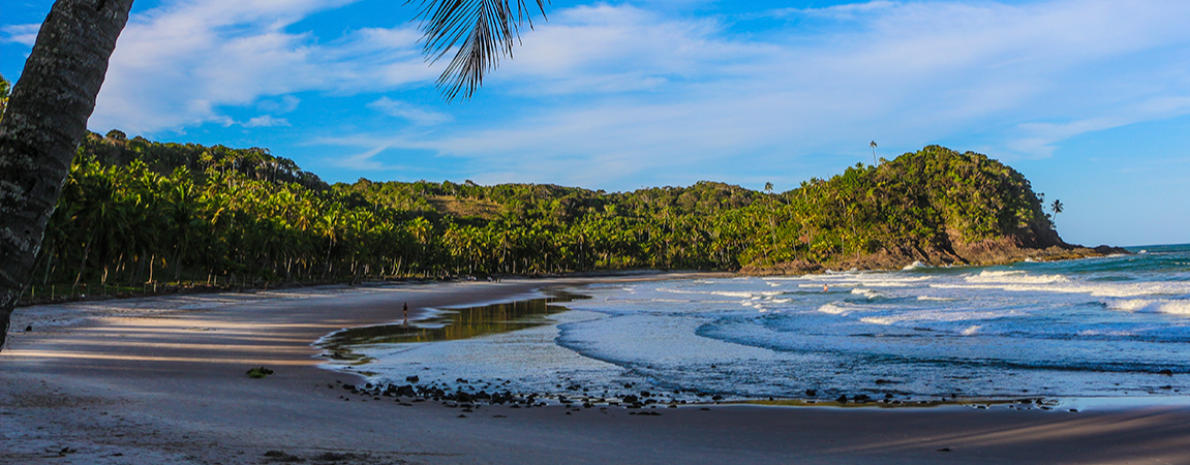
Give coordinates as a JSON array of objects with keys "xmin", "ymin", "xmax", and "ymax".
[
  {"xmin": 14, "ymin": 240, "xmax": 1135, "ymax": 310},
  {"xmin": 4, "ymin": 275, "xmax": 1190, "ymax": 464},
  {"xmin": 319, "ymin": 280, "xmax": 1190, "ymax": 413}
]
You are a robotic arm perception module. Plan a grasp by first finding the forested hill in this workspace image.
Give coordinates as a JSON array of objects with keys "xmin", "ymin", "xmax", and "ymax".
[{"xmin": 29, "ymin": 130, "xmax": 1108, "ymax": 294}]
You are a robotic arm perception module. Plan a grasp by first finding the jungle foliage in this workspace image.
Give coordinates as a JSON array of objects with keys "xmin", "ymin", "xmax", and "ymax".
[{"xmin": 29, "ymin": 131, "xmax": 1057, "ymax": 289}]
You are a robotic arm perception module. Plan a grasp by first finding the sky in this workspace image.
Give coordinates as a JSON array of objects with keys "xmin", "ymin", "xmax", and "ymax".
[{"xmin": 2, "ymin": 0, "xmax": 1189, "ymax": 247}]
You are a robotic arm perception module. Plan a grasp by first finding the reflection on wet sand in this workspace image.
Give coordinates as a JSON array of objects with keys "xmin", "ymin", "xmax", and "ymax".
[{"xmin": 320, "ymin": 291, "xmax": 586, "ymax": 353}]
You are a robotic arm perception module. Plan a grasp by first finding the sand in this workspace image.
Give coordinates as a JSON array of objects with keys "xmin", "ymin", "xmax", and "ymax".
[{"xmin": 2, "ymin": 276, "xmax": 1189, "ymax": 464}]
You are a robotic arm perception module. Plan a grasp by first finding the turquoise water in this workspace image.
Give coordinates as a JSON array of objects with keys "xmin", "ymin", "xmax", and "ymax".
[{"xmin": 343, "ymin": 244, "xmax": 1190, "ymax": 403}]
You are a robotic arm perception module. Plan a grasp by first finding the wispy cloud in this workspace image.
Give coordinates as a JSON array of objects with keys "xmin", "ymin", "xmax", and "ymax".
[
  {"xmin": 316, "ymin": 0, "xmax": 1190, "ymax": 188},
  {"xmin": 0, "ymin": 24, "xmax": 39, "ymax": 46},
  {"xmin": 257, "ymin": 95, "xmax": 301, "ymax": 113},
  {"xmin": 766, "ymin": 0, "xmax": 897, "ymax": 19},
  {"xmin": 243, "ymin": 115, "xmax": 291, "ymax": 128},
  {"xmin": 89, "ymin": 0, "xmax": 438, "ymax": 134},
  {"xmin": 368, "ymin": 97, "xmax": 452, "ymax": 125},
  {"xmin": 21, "ymin": 0, "xmax": 1188, "ymax": 190}
]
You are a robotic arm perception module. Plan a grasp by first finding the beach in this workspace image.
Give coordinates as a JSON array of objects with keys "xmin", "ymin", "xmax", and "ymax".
[{"xmin": 3, "ymin": 276, "xmax": 1190, "ymax": 465}]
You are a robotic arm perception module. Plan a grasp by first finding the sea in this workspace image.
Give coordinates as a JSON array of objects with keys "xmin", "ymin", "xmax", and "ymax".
[{"xmin": 326, "ymin": 244, "xmax": 1190, "ymax": 406}]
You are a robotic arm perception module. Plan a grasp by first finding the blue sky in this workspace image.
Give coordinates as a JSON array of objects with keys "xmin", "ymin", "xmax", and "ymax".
[{"xmin": 3, "ymin": 0, "xmax": 1189, "ymax": 247}]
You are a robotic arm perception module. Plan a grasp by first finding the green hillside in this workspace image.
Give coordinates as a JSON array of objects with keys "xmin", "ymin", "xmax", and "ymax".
[{"xmin": 24, "ymin": 131, "xmax": 1082, "ymax": 299}]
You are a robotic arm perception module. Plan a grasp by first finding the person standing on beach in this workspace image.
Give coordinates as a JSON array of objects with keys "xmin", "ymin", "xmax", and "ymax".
[{"xmin": 403, "ymin": 302, "xmax": 409, "ymax": 326}]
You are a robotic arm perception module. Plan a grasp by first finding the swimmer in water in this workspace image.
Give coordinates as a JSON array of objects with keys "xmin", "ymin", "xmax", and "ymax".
[{"xmin": 823, "ymin": 284, "xmax": 829, "ymax": 292}]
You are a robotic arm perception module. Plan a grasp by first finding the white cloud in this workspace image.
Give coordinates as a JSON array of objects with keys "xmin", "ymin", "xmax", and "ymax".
[
  {"xmin": 766, "ymin": 1, "xmax": 897, "ymax": 19},
  {"xmin": 0, "ymin": 24, "xmax": 39, "ymax": 46},
  {"xmin": 257, "ymin": 95, "xmax": 301, "ymax": 113},
  {"xmin": 243, "ymin": 115, "xmax": 291, "ymax": 128},
  {"xmin": 89, "ymin": 0, "xmax": 438, "ymax": 134},
  {"xmin": 311, "ymin": 0, "xmax": 1190, "ymax": 189},
  {"xmin": 6, "ymin": 0, "xmax": 1177, "ymax": 190},
  {"xmin": 368, "ymin": 97, "xmax": 452, "ymax": 125}
]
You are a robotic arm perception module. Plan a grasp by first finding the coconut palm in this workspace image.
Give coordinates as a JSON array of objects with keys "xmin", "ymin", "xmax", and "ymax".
[
  {"xmin": 1050, "ymin": 199, "xmax": 1064, "ymax": 225},
  {"xmin": 870, "ymin": 141, "xmax": 878, "ymax": 165},
  {"xmin": 0, "ymin": 0, "xmax": 546, "ymax": 351}
]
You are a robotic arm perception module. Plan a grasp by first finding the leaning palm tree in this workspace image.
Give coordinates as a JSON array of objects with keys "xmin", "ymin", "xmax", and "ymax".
[
  {"xmin": 0, "ymin": 0, "xmax": 547, "ymax": 351},
  {"xmin": 1050, "ymin": 199, "xmax": 1064, "ymax": 225}
]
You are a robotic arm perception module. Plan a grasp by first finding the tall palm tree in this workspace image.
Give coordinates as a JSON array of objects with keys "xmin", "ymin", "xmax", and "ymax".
[
  {"xmin": 1050, "ymin": 199, "xmax": 1064, "ymax": 225},
  {"xmin": 0, "ymin": 0, "xmax": 545, "ymax": 351},
  {"xmin": 870, "ymin": 141, "xmax": 878, "ymax": 165}
]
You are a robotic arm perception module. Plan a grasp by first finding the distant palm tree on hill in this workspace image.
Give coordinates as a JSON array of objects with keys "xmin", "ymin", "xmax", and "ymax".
[
  {"xmin": 1050, "ymin": 199, "xmax": 1064, "ymax": 225},
  {"xmin": 870, "ymin": 141, "xmax": 878, "ymax": 165}
]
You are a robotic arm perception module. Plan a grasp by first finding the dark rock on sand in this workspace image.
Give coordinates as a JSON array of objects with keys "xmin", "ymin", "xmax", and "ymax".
[{"xmin": 262, "ymin": 450, "xmax": 302, "ymax": 462}]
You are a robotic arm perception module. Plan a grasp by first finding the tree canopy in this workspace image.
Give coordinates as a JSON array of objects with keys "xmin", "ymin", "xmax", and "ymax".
[{"xmin": 23, "ymin": 133, "xmax": 1061, "ymax": 295}]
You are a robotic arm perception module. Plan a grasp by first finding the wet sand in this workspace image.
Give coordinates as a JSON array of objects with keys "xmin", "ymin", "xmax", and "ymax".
[{"xmin": 2, "ymin": 276, "xmax": 1189, "ymax": 464}]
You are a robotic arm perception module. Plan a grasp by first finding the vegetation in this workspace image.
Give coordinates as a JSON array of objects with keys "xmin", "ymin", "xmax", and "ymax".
[
  {"xmin": 20, "ymin": 132, "xmax": 1061, "ymax": 300},
  {"xmin": 246, "ymin": 367, "xmax": 275, "ymax": 379},
  {"xmin": 0, "ymin": 0, "xmax": 544, "ymax": 350},
  {"xmin": 0, "ymin": 73, "xmax": 9, "ymax": 121}
]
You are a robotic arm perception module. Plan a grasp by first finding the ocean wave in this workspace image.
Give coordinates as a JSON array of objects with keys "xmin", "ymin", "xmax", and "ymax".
[
  {"xmin": 854, "ymin": 309, "xmax": 1016, "ymax": 326},
  {"xmin": 931, "ymin": 281, "xmax": 1190, "ymax": 298},
  {"xmin": 817, "ymin": 303, "xmax": 850, "ymax": 315},
  {"xmin": 1104, "ymin": 299, "xmax": 1190, "ymax": 316},
  {"xmin": 712, "ymin": 290, "xmax": 783, "ymax": 298},
  {"xmin": 1108, "ymin": 299, "xmax": 1156, "ymax": 312},
  {"xmin": 965, "ymin": 270, "xmax": 1069, "ymax": 284},
  {"xmin": 1078, "ymin": 329, "xmax": 1136, "ymax": 337},
  {"xmin": 1158, "ymin": 301, "xmax": 1190, "ymax": 316},
  {"xmin": 850, "ymin": 288, "xmax": 881, "ymax": 299},
  {"xmin": 902, "ymin": 260, "xmax": 927, "ymax": 270}
]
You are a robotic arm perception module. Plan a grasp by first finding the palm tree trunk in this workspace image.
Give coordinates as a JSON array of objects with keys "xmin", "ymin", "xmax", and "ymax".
[
  {"xmin": 42, "ymin": 248, "xmax": 55, "ymax": 285},
  {"xmin": 0, "ymin": 0, "xmax": 134, "ymax": 351},
  {"xmin": 74, "ymin": 235, "xmax": 94, "ymax": 288}
]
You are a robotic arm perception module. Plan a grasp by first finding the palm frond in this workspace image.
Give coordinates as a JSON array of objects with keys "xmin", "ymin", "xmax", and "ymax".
[{"xmin": 409, "ymin": 0, "xmax": 547, "ymax": 101}]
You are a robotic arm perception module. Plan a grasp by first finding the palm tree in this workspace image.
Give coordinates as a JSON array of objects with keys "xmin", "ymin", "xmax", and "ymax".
[
  {"xmin": 763, "ymin": 182, "xmax": 777, "ymax": 261},
  {"xmin": 1050, "ymin": 199, "xmax": 1064, "ymax": 225},
  {"xmin": 0, "ymin": 0, "xmax": 545, "ymax": 351},
  {"xmin": 870, "ymin": 141, "xmax": 878, "ymax": 165}
]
